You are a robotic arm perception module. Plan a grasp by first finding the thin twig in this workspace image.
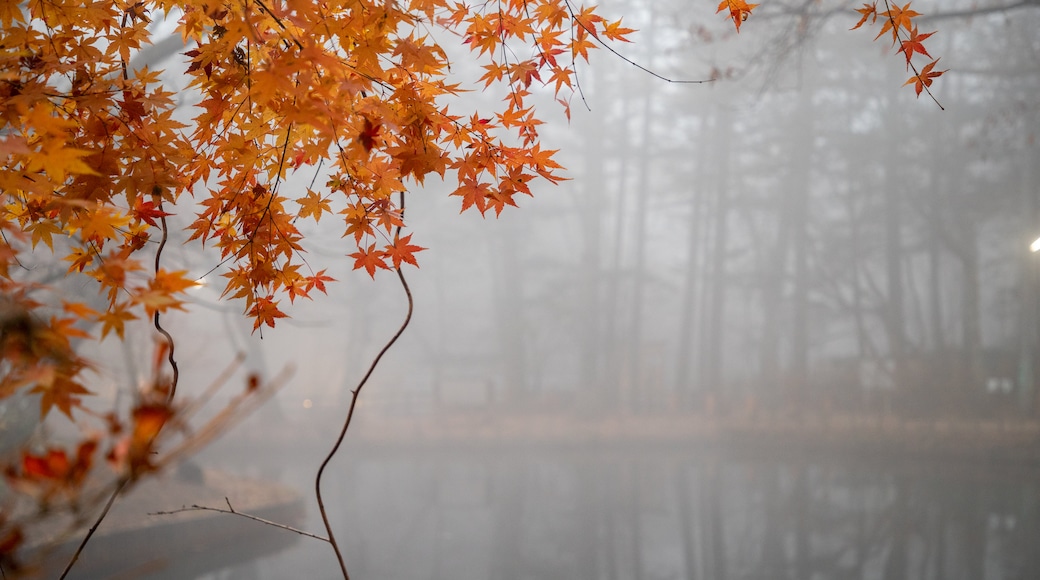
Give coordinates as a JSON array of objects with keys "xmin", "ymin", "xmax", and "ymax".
[
  {"xmin": 153, "ymin": 193, "xmax": 179, "ymax": 402},
  {"xmin": 564, "ymin": 0, "xmax": 713, "ymax": 85},
  {"xmin": 150, "ymin": 498, "xmax": 329, "ymax": 542},
  {"xmin": 315, "ymin": 191, "xmax": 415, "ymax": 580},
  {"xmin": 58, "ymin": 477, "xmax": 131, "ymax": 580}
]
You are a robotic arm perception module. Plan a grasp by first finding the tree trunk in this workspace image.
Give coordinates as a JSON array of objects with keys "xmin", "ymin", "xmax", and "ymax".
[
  {"xmin": 788, "ymin": 94, "xmax": 815, "ymax": 408},
  {"xmin": 700, "ymin": 104, "xmax": 734, "ymax": 399},
  {"xmin": 625, "ymin": 16, "xmax": 657, "ymax": 410},
  {"xmin": 882, "ymin": 94, "xmax": 908, "ymax": 394}
]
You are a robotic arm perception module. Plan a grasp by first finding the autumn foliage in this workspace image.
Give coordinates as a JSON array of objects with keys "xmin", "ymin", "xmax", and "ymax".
[
  {"xmin": 0, "ymin": 0, "xmax": 635, "ymax": 572},
  {"xmin": 0, "ymin": 0, "xmax": 637, "ymax": 415}
]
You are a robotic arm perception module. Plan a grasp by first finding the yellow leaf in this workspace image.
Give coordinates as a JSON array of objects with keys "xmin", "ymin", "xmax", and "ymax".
[
  {"xmin": 28, "ymin": 143, "xmax": 99, "ymax": 182},
  {"xmin": 25, "ymin": 220, "xmax": 63, "ymax": 250}
]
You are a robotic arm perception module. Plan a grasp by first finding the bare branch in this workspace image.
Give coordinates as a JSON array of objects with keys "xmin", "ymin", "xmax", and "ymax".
[
  {"xmin": 150, "ymin": 498, "xmax": 329, "ymax": 542},
  {"xmin": 921, "ymin": 0, "xmax": 1039, "ymax": 22},
  {"xmin": 58, "ymin": 477, "xmax": 131, "ymax": 580}
]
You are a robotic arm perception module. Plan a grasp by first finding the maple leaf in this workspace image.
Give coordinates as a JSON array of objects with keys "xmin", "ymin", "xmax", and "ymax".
[
  {"xmin": 526, "ymin": 144, "xmax": 565, "ymax": 182},
  {"xmin": 64, "ymin": 247, "xmax": 94, "ymax": 273},
  {"xmin": 350, "ymin": 244, "xmax": 391, "ymax": 277},
  {"xmin": 905, "ymin": 58, "xmax": 947, "ymax": 96},
  {"xmin": 535, "ymin": 2, "xmax": 569, "ymax": 28},
  {"xmin": 25, "ymin": 220, "xmax": 63, "ymax": 250},
  {"xmin": 297, "ymin": 189, "xmax": 333, "ymax": 222},
  {"xmin": 151, "ymin": 269, "xmax": 200, "ymax": 294},
  {"xmin": 286, "ymin": 276, "xmax": 311, "ymax": 303},
  {"xmin": 602, "ymin": 19, "xmax": 636, "ymax": 42},
  {"xmin": 76, "ymin": 207, "xmax": 132, "ymax": 245},
  {"xmin": 119, "ymin": 90, "xmax": 148, "ymax": 123},
  {"xmin": 249, "ymin": 295, "xmax": 288, "ymax": 330},
  {"xmin": 0, "ymin": 0, "xmax": 26, "ymax": 27},
  {"xmin": 98, "ymin": 304, "xmax": 136, "ymax": 340},
  {"xmin": 897, "ymin": 27, "xmax": 935, "ymax": 66},
  {"xmin": 572, "ymin": 5, "xmax": 605, "ymax": 38},
  {"xmin": 306, "ymin": 269, "xmax": 336, "ymax": 294},
  {"xmin": 851, "ymin": 2, "xmax": 877, "ymax": 30},
  {"xmin": 22, "ymin": 449, "xmax": 70, "ymax": 480},
  {"xmin": 61, "ymin": 301, "xmax": 99, "ymax": 319},
  {"xmin": 19, "ymin": 441, "xmax": 96, "ymax": 487},
  {"xmin": 358, "ymin": 118, "xmax": 382, "ymax": 153},
  {"xmin": 571, "ymin": 34, "xmax": 597, "ymax": 61},
  {"xmin": 133, "ymin": 199, "xmax": 173, "ymax": 227},
  {"xmin": 343, "ymin": 201, "xmax": 375, "ymax": 241},
  {"xmin": 875, "ymin": 2, "xmax": 921, "ymax": 43},
  {"xmin": 511, "ymin": 60, "xmax": 542, "ymax": 88},
  {"xmin": 30, "ymin": 374, "xmax": 93, "ymax": 419},
  {"xmin": 451, "ymin": 179, "xmax": 491, "ymax": 214},
  {"xmin": 394, "ymin": 144, "xmax": 449, "ymax": 180},
  {"xmin": 135, "ymin": 270, "xmax": 199, "ymax": 314},
  {"xmin": 384, "ymin": 234, "xmax": 426, "ymax": 269},
  {"xmin": 717, "ymin": 0, "xmax": 759, "ymax": 32},
  {"xmin": 126, "ymin": 403, "xmax": 172, "ymax": 473},
  {"xmin": 26, "ymin": 143, "xmax": 99, "ymax": 182}
]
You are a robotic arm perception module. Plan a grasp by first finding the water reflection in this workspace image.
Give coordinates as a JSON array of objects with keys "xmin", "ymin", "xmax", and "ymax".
[{"xmin": 199, "ymin": 445, "xmax": 1040, "ymax": 580}]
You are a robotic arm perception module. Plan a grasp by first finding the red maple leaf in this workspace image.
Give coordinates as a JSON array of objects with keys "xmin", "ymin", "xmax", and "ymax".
[{"xmin": 897, "ymin": 27, "xmax": 935, "ymax": 66}]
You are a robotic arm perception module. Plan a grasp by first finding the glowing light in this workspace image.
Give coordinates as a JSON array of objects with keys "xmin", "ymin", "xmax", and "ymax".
[
  {"xmin": 1031, "ymin": 237, "xmax": 1040, "ymax": 253},
  {"xmin": 302, "ymin": 399, "xmax": 313, "ymax": 409}
]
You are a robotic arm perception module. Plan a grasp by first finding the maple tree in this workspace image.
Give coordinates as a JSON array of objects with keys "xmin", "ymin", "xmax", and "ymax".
[{"xmin": 0, "ymin": 0, "xmax": 946, "ymax": 577}]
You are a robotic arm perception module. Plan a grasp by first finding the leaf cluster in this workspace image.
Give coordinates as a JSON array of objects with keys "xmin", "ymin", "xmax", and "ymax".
[
  {"xmin": 851, "ymin": 1, "xmax": 946, "ymax": 103},
  {"xmin": 0, "ymin": 2, "xmax": 637, "ymax": 570},
  {"xmin": 0, "ymin": 0, "xmax": 634, "ymax": 420}
]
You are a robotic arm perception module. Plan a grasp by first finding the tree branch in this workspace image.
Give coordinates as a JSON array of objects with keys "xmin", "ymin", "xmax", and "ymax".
[
  {"xmin": 150, "ymin": 498, "xmax": 329, "ymax": 542},
  {"xmin": 920, "ymin": 0, "xmax": 1039, "ymax": 22},
  {"xmin": 58, "ymin": 477, "xmax": 131, "ymax": 580},
  {"xmin": 314, "ymin": 190, "xmax": 416, "ymax": 580}
]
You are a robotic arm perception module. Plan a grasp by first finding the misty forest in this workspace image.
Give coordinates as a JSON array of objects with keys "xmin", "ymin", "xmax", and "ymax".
[{"xmin": 2, "ymin": 0, "xmax": 1040, "ymax": 578}]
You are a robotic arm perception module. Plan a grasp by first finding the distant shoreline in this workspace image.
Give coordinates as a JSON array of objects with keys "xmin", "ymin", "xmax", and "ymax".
[{"xmin": 229, "ymin": 410, "xmax": 1040, "ymax": 466}]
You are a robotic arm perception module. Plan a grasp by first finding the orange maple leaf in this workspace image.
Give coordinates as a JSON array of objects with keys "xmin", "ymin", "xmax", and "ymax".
[
  {"xmin": 602, "ymin": 19, "xmax": 636, "ymax": 42},
  {"xmin": 875, "ymin": 2, "xmax": 921, "ymax": 43},
  {"xmin": 249, "ymin": 295, "xmax": 288, "ymax": 330},
  {"xmin": 296, "ymin": 189, "xmax": 333, "ymax": 222},
  {"xmin": 451, "ymin": 179, "xmax": 491, "ymax": 215},
  {"xmin": 384, "ymin": 234, "xmax": 426, "ymax": 269},
  {"xmin": 98, "ymin": 306, "xmax": 136, "ymax": 340},
  {"xmin": 306, "ymin": 269, "xmax": 336, "ymax": 293},
  {"xmin": 904, "ymin": 58, "xmax": 947, "ymax": 96},
  {"xmin": 851, "ymin": 2, "xmax": 878, "ymax": 30},
  {"xmin": 30, "ymin": 374, "xmax": 93, "ymax": 419},
  {"xmin": 717, "ymin": 0, "xmax": 759, "ymax": 32},
  {"xmin": 126, "ymin": 403, "xmax": 172, "ymax": 473},
  {"xmin": 350, "ymin": 244, "xmax": 390, "ymax": 277}
]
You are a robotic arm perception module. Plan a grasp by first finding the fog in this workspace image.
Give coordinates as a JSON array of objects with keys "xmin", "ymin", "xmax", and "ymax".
[{"xmin": 18, "ymin": 0, "xmax": 1040, "ymax": 578}]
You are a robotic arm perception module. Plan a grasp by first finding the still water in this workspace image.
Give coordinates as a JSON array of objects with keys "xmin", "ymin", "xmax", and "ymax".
[{"xmin": 168, "ymin": 440, "xmax": 1040, "ymax": 580}]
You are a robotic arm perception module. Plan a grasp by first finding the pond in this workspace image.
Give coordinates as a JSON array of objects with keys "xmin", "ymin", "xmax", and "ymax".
[{"xmin": 168, "ymin": 440, "xmax": 1040, "ymax": 580}]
